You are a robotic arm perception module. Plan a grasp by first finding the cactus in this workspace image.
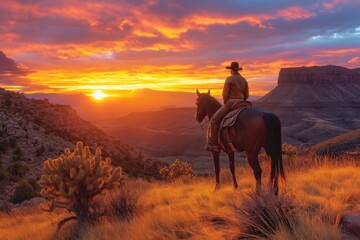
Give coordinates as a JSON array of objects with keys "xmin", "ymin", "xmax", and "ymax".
[{"xmin": 38, "ymin": 141, "xmax": 122, "ymax": 225}]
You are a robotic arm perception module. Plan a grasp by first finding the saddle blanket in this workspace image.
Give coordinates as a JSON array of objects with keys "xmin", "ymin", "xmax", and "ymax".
[{"xmin": 220, "ymin": 107, "xmax": 248, "ymax": 128}]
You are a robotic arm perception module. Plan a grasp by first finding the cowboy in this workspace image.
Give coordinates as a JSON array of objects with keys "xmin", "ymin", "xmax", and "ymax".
[{"xmin": 206, "ymin": 62, "xmax": 249, "ymax": 152}]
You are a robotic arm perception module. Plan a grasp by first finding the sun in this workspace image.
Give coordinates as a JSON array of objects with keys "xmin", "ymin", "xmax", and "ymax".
[{"xmin": 91, "ymin": 90, "xmax": 108, "ymax": 100}]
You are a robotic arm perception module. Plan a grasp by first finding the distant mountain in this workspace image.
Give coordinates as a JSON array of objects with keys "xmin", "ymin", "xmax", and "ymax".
[
  {"xmin": 307, "ymin": 129, "xmax": 360, "ymax": 156},
  {"xmin": 26, "ymin": 89, "xmax": 200, "ymax": 121},
  {"xmin": 0, "ymin": 88, "xmax": 165, "ymax": 204},
  {"xmin": 254, "ymin": 65, "xmax": 360, "ymax": 145},
  {"xmin": 27, "ymin": 90, "xmax": 261, "ymax": 121},
  {"xmin": 96, "ymin": 65, "xmax": 360, "ymax": 158},
  {"xmin": 257, "ymin": 65, "xmax": 360, "ymax": 106}
]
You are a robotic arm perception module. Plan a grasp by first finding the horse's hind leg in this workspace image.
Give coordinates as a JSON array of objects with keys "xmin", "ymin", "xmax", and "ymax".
[
  {"xmin": 227, "ymin": 152, "xmax": 238, "ymax": 188},
  {"xmin": 211, "ymin": 151, "xmax": 220, "ymax": 190},
  {"xmin": 246, "ymin": 152, "xmax": 262, "ymax": 195}
]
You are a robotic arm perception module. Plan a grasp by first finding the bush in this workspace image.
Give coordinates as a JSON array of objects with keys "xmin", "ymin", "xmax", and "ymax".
[
  {"xmin": 12, "ymin": 147, "xmax": 24, "ymax": 161},
  {"xmin": 35, "ymin": 145, "xmax": 46, "ymax": 156},
  {"xmin": 0, "ymin": 139, "xmax": 9, "ymax": 153},
  {"xmin": 159, "ymin": 159, "xmax": 193, "ymax": 181},
  {"xmin": 282, "ymin": 143, "xmax": 297, "ymax": 158},
  {"xmin": 7, "ymin": 162, "xmax": 29, "ymax": 181},
  {"xmin": 38, "ymin": 141, "xmax": 122, "ymax": 226},
  {"xmin": 11, "ymin": 180, "xmax": 38, "ymax": 204},
  {"xmin": 0, "ymin": 169, "xmax": 10, "ymax": 183},
  {"xmin": 9, "ymin": 137, "xmax": 17, "ymax": 148}
]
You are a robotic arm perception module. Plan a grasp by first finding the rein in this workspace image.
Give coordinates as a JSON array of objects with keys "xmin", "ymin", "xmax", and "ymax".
[{"xmin": 198, "ymin": 118, "xmax": 210, "ymax": 132}]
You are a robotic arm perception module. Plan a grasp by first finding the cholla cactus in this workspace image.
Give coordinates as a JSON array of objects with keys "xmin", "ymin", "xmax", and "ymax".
[
  {"xmin": 38, "ymin": 141, "xmax": 122, "ymax": 224},
  {"xmin": 160, "ymin": 159, "xmax": 193, "ymax": 181}
]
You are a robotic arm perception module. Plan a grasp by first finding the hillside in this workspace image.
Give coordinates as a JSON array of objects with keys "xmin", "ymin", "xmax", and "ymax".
[
  {"xmin": 308, "ymin": 129, "xmax": 360, "ymax": 156},
  {"xmin": 0, "ymin": 156, "xmax": 359, "ymax": 239},
  {"xmin": 0, "ymin": 88, "xmax": 165, "ymax": 205},
  {"xmin": 97, "ymin": 107, "xmax": 205, "ymax": 156}
]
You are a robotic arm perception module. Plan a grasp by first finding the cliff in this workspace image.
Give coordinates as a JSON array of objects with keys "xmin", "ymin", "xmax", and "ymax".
[
  {"xmin": 278, "ymin": 65, "xmax": 360, "ymax": 85},
  {"xmin": 257, "ymin": 65, "xmax": 360, "ymax": 106}
]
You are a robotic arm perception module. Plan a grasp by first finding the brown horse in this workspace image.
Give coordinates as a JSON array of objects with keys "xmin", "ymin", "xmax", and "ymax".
[{"xmin": 195, "ymin": 90, "xmax": 285, "ymax": 195}]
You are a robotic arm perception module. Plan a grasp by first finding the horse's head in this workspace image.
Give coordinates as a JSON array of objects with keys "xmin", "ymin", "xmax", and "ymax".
[{"xmin": 195, "ymin": 89, "xmax": 211, "ymax": 123}]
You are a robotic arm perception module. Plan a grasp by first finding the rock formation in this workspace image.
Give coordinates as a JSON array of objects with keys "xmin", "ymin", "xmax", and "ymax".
[
  {"xmin": 278, "ymin": 65, "xmax": 360, "ymax": 85},
  {"xmin": 257, "ymin": 65, "xmax": 360, "ymax": 106}
]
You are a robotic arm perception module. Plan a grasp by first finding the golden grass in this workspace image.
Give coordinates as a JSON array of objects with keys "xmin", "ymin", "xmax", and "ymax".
[{"xmin": 0, "ymin": 155, "xmax": 359, "ymax": 240}]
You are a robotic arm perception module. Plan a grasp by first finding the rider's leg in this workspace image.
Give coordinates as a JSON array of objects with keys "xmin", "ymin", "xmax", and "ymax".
[{"xmin": 206, "ymin": 102, "xmax": 232, "ymax": 151}]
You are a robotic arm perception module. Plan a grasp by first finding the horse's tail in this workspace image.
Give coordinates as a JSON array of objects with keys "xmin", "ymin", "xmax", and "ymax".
[{"xmin": 263, "ymin": 113, "xmax": 285, "ymax": 182}]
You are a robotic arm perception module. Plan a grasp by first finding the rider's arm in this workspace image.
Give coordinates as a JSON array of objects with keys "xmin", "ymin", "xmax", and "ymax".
[
  {"xmin": 244, "ymin": 81, "xmax": 249, "ymax": 100},
  {"xmin": 222, "ymin": 78, "xmax": 230, "ymax": 104}
]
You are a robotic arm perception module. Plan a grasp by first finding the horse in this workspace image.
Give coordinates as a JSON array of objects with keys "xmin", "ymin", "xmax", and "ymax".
[{"xmin": 195, "ymin": 90, "xmax": 285, "ymax": 195}]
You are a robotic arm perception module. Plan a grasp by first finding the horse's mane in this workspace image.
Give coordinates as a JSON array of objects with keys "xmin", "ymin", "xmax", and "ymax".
[{"xmin": 203, "ymin": 94, "xmax": 222, "ymax": 108}]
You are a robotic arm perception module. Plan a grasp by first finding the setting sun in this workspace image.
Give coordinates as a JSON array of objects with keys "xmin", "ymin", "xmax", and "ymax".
[{"xmin": 91, "ymin": 90, "xmax": 108, "ymax": 100}]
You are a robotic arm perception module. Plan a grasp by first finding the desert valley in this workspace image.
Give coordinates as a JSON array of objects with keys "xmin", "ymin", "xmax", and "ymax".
[
  {"xmin": 1, "ymin": 0, "xmax": 360, "ymax": 239},
  {"xmin": 0, "ymin": 65, "xmax": 359, "ymax": 239}
]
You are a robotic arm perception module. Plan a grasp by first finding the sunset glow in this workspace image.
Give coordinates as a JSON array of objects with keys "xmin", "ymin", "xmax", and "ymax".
[
  {"xmin": 91, "ymin": 90, "xmax": 108, "ymax": 100},
  {"xmin": 0, "ymin": 0, "xmax": 359, "ymax": 97}
]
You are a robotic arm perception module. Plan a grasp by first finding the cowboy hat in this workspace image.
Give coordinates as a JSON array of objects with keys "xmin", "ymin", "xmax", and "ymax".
[{"xmin": 225, "ymin": 62, "xmax": 243, "ymax": 71}]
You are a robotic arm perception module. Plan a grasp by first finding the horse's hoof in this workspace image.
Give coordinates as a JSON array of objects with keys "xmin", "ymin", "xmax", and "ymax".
[
  {"xmin": 234, "ymin": 184, "xmax": 238, "ymax": 189},
  {"xmin": 214, "ymin": 184, "xmax": 220, "ymax": 191}
]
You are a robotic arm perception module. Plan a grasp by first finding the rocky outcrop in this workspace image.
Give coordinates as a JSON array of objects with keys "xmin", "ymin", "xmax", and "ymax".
[
  {"xmin": 256, "ymin": 65, "xmax": 360, "ymax": 106},
  {"xmin": 278, "ymin": 65, "xmax": 360, "ymax": 85}
]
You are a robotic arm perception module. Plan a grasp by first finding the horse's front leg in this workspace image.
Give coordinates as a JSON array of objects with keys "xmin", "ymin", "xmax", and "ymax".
[
  {"xmin": 227, "ymin": 152, "xmax": 238, "ymax": 188},
  {"xmin": 211, "ymin": 151, "xmax": 220, "ymax": 190}
]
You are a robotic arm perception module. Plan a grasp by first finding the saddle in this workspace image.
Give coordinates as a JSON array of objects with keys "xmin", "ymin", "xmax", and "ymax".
[
  {"xmin": 219, "ymin": 100, "xmax": 252, "ymax": 152},
  {"xmin": 221, "ymin": 101, "xmax": 252, "ymax": 128}
]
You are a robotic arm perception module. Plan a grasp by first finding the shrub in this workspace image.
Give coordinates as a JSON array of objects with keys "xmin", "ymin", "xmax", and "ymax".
[
  {"xmin": 0, "ymin": 139, "xmax": 9, "ymax": 153},
  {"xmin": 0, "ymin": 169, "xmax": 10, "ymax": 183},
  {"xmin": 9, "ymin": 137, "xmax": 17, "ymax": 148},
  {"xmin": 106, "ymin": 187, "xmax": 140, "ymax": 221},
  {"xmin": 11, "ymin": 180, "xmax": 38, "ymax": 204},
  {"xmin": 35, "ymin": 145, "xmax": 46, "ymax": 156},
  {"xmin": 12, "ymin": 146, "xmax": 24, "ymax": 161},
  {"xmin": 38, "ymin": 141, "xmax": 122, "ymax": 227},
  {"xmin": 282, "ymin": 143, "xmax": 297, "ymax": 158},
  {"xmin": 7, "ymin": 162, "xmax": 29, "ymax": 181},
  {"xmin": 159, "ymin": 159, "xmax": 193, "ymax": 181},
  {"xmin": 234, "ymin": 191, "xmax": 297, "ymax": 239}
]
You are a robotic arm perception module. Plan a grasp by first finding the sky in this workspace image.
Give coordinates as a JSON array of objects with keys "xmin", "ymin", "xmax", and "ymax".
[{"xmin": 0, "ymin": 0, "xmax": 359, "ymax": 98}]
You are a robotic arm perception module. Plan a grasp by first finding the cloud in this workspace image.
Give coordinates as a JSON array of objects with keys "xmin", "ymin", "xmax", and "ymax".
[
  {"xmin": 0, "ymin": 0, "xmax": 359, "ymax": 96},
  {"xmin": 0, "ymin": 51, "xmax": 31, "ymax": 76},
  {"xmin": 0, "ymin": 51, "xmax": 49, "ymax": 92},
  {"xmin": 348, "ymin": 56, "xmax": 359, "ymax": 64}
]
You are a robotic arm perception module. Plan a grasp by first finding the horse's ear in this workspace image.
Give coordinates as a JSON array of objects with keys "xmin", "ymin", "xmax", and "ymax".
[
  {"xmin": 196, "ymin": 89, "xmax": 200, "ymax": 96},
  {"xmin": 207, "ymin": 89, "xmax": 210, "ymax": 95}
]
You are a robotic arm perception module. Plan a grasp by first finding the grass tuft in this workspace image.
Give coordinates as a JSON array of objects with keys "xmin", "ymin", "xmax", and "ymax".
[{"xmin": 234, "ymin": 191, "xmax": 297, "ymax": 239}]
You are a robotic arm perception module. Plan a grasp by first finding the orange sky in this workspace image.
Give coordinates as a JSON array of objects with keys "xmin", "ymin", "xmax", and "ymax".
[{"xmin": 0, "ymin": 0, "xmax": 359, "ymax": 98}]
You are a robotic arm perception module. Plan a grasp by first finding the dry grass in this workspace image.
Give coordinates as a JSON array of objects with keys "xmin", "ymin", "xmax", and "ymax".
[{"xmin": 0, "ymin": 155, "xmax": 359, "ymax": 240}]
